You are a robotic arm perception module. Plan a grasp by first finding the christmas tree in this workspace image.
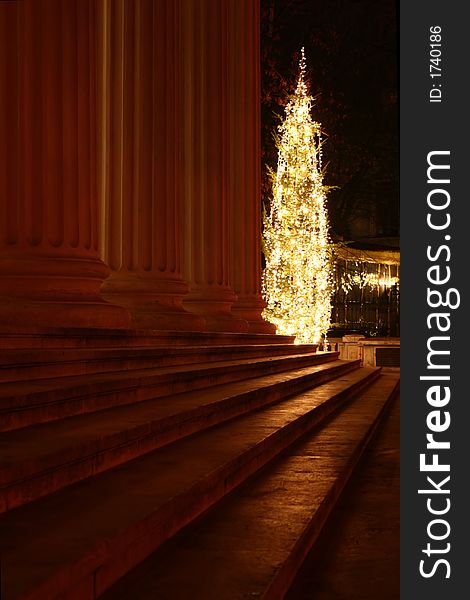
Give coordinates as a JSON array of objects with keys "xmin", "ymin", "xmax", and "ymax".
[{"xmin": 262, "ymin": 48, "xmax": 332, "ymax": 345}]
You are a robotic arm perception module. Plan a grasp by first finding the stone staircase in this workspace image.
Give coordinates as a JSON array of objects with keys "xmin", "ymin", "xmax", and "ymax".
[{"xmin": 0, "ymin": 330, "xmax": 399, "ymax": 599}]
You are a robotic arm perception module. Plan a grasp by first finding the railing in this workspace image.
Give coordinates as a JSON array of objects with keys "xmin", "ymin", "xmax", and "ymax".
[{"xmin": 329, "ymin": 335, "xmax": 400, "ymax": 368}]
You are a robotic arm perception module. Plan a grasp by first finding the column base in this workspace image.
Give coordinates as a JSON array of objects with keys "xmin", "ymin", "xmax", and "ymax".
[
  {"xmin": 127, "ymin": 305, "xmax": 206, "ymax": 331},
  {"xmin": 183, "ymin": 287, "xmax": 249, "ymax": 333},
  {"xmin": 0, "ymin": 297, "xmax": 131, "ymax": 330},
  {"xmin": 231, "ymin": 297, "xmax": 277, "ymax": 334},
  {"xmin": 200, "ymin": 314, "xmax": 249, "ymax": 334},
  {"xmin": 0, "ymin": 255, "xmax": 131, "ymax": 329},
  {"xmin": 101, "ymin": 274, "xmax": 206, "ymax": 332},
  {"xmin": 232, "ymin": 314, "xmax": 277, "ymax": 334}
]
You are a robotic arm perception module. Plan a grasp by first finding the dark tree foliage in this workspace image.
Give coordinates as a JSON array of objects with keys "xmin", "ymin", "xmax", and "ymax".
[{"xmin": 261, "ymin": 0, "xmax": 399, "ymax": 239}]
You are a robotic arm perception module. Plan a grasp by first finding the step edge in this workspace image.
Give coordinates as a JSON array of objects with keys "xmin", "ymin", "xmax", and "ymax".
[
  {"xmin": 0, "ymin": 362, "xmax": 361, "ymax": 512},
  {"xmin": 0, "ymin": 352, "xmax": 338, "ymax": 406},
  {"xmin": 0, "ymin": 356, "xmax": 344, "ymax": 432},
  {"xmin": 9, "ymin": 370, "xmax": 379, "ymax": 600},
  {"xmin": 263, "ymin": 377, "xmax": 400, "ymax": 600}
]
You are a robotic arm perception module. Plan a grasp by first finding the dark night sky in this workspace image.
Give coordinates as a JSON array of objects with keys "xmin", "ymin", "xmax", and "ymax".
[{"xmin": 261, "ymin": 0, "xmax": 399, "ymax": 241}]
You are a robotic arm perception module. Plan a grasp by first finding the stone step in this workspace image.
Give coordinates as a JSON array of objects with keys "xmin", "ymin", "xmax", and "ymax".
[
  {"xmin": 0, "ymin": 359, "xmax": 359, "ymax": 513},
  {"xmin": 101, "ymin": 373, "xmax": 400, "ymax": 600},
  {"xmin": 0, "ymin": 327, "xmax": 294, "ymax": 349},
  {"xmin": 0, "ymin": 367, "xmax": 380, "ymax": 600},
  {"xmin": 0, "ymin": 343, "xmax": 317, "ymax": 383},
  {"xmin": 0, "ymin": 351, "xmax": 338, "ymax": 432},
  {"xmin": 286, "ymin": 391, "xmax": 400, "ymax": 600}
]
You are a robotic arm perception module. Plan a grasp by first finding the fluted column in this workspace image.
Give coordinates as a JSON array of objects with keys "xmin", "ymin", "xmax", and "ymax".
[
  {"xmin": 0, "ymin": 0, "xmax": 130, "ymax": 329},
  {"xmin": 98, "ymin": 0, "xmax": 204, "ymax": 331},
  {"xmin": 228, "ymin": 0, "xmax": 276, "ymax": 333},
  {"xmin": 181, "ymin": 0, "xmax": 248, "ymax": 333}
]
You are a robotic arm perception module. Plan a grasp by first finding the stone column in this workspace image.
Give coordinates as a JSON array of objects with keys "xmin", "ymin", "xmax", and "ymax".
[
  {"xmin": 181, "ymin": 0, "xmax": 248, "ymax": 333},
  {"xmin": 0, "ymin": 0, "xmax": 129, "ymax": 329},
  {"xmin": 227, "ymin": 0, "xmax": 276, "ymax": 333},
  {"xmin": 98, "ymin": 0, "xmax": 204, "ymax": 331}
]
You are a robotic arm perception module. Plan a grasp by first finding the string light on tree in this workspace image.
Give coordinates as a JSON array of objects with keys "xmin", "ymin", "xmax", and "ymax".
[{"xmin": 262, "ymin": 47, "xmax": 333, "ymax": 345}]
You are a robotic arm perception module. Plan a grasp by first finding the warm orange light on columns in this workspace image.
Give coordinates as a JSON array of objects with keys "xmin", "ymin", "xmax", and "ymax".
[
  {"xmin": 0, "ymin": 0, "xmax": 130, "ymax": 330},
  {"xmin": 181, "ymin": 0, "xmax": 248, "ymax": 333},
  {"xmin": 228, "ymin": 0, "xmax": 276, "ymax": 334},
  {"xmin": 98, "ymin": 0, "xmax": 204, "ymax": 331}
]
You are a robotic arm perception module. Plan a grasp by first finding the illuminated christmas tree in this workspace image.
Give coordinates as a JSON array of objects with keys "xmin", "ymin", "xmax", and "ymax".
[{"xmin": 262, "ymin": 48, "xmax": 332, "ymax": 345}]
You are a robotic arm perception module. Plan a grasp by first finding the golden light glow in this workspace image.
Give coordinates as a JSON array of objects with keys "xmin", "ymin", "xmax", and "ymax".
[
  {"xmin": 262, "ymin": 48, "xmax": 333, "ymax": 345},
  {"xmin": 340, "ymin": 268, "xmax": 399, "ymax": 292}
]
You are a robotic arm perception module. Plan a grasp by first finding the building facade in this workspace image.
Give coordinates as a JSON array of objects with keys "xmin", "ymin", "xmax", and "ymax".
[{"xmin": 0, "ymin": 0, "xmax": 275, "ymax": 337}]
